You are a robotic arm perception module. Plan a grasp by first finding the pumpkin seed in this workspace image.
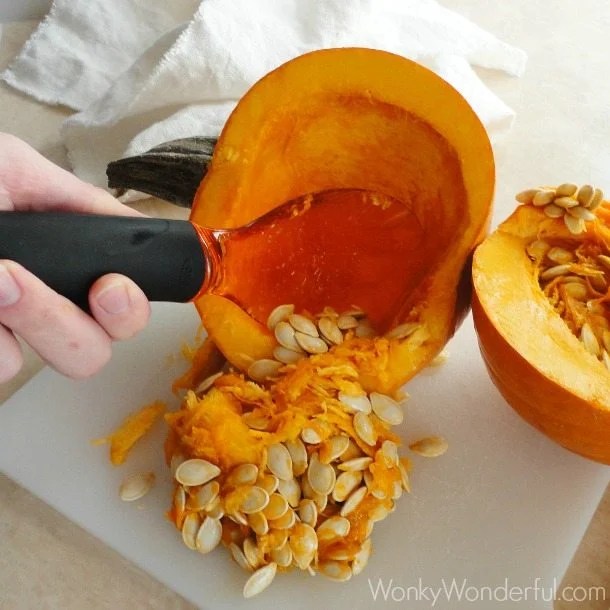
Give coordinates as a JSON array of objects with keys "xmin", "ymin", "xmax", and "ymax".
[
  {"xmin": 409, "ymin": 436, "xmax": 449, "ymax": 457},
  {"xmin": 556, "ymin": 183, "xmax": 578, "ymax": 197},
  {"xmin": 380, "ymin": 440, "xmax": 400, "ymax": 465},
  {"xmin": 181, "ymin": 513, "xmax": 201, "ymax": 550},
  {"xmin": 262, "ymin": 492, "xmax": 289, "ymax": 521},
  {"xmin": 187, "ymin": 480, "xmax": 220, "ymax": 511},
  {"xmin": 352, "ymin": 538, "xmax": 372, "ymax": 576},
  {"xmin": 248, "ymin": 359, "xmax": 283, "ymax": 382},
  {"xmin": 267, "ymin": 443, "xmax": 293, "ymax": 480},
  {"xmin": 206, "ymin": 497, "xmax": 224, "ymax": 520},
  {"xmin": 288, "ymin": 313, "xmax": 319, "ymax": 337},
  {"xmin": 307, "ymin": 452, "xmax": 336, "ymax": 496},
  {"xmin": 553, "ymin": 196, "xmax": 579, "ymax": 209},
  {"xmin": 340, "ymin": 485, "xmax": 368, "ymax": 516},
  {"xmin": 317, "ymin": 516, "xmax": 351, "ymax": 540},
  {"xmin": 274, "ymin": 321, "xmax": 302, "ymax": 351},
  {"xmin": 337, "ymin": 314, "xmax": 359, "ymax": 329},
  {"xmin": 580, "ymin": 323, "xmax": 600, "ymax": 356},
  {"xmin": 547, "ymin": 247, "xmax": 574, "ymax": 264},
  {"xmin": 576, "ymin": 184, "xmax": 594, "ymax": 207},
  {"xmin": 589, "ymin": 188, "xmax": 604, "ymax": 211},
  {"xmin": 301, "ymin": 426, "xmax": 323, "ymax": 444},
  {"xmin": 195, "ymin": 516, "xmax": 222, "ymax": 554},
  {"xmin": 338, "ymin": 456, "xmax": 373, "ymax": 471},
  {"xmin": 297, "ymin": 498, "xmax": 318, "ymax": 527},
  {"xmin": 243, "ymin": 562, "xmax": 277, "ymax": 598},
  {"xmin": 318, "ymin": 316, "xmax": 344, "ymax": 345},
  {"xmin": 563, "ymin": 282, "xmax": 588, "ymax": 300},
  {"xmin": 526, "ymin": 240, "xmax": 551, "ymax": 260},
  {"xmin": 320, "ymin": 434, "xmax": 350, "ymax": 463},
  {"xmin": 247, "ymin": 511, "xmax": 269, "ymax": 536},
  {"xmin": 273, "ymin": 345, "xmax": 304, "ymax": 364},
  {"xmin": 257, "ymin": 473, "xmax": 279, "ymax": 495},
  {"xmin": 194, "ymin": 371, "xmax": 223, "ymax": 395},
  {"xmin": 267, "ymin": 304, "xmax": 294, "ymax": 330},
  {"xmin": 289, "ymin": 523, "xmax": 318, "ymax": 570},
  {"xmin": 119, "ymin": 472, "xmax": 155, "ymax": 502},
  {"xmin": 284, "ymin": 438, "xmax": 308, "ymax": 475},
  {"xmin": 243, "ymin": 536, "xmax": 264, "ymax": 570},
  {"xmin": 228, "ymin": 511, "xmax": 249, "ymax": 527},
  {"xmin": 543, "ymin": 203, "xmax": 564, "ymax": 218},
  {"xmin": 295, "ymin": 332, "xmax": 329, "ymax": 354},
  {"xmin": 240, "ymin": 486, "xmax": 270, "ymax": 514},
  {"xmin": 269, "ymin": 507, "xmax": 296, "ymax": 529},
  {"xmin": 226, "ymin": 463, "xmax": 259, "ymax": 487},
  {"xmin": 532, "ymin": 189, "xmax": 556, "ymax": 206},
  {"xmin": 355, "ymin": 323, "xmax": 376, "ymax": 338},
  {"xmin": 567, "ymin": 206, "xmax": 596, "ymax": 221},
  {"xmin": 338, "ymin": 392, "xmax": 372, "ymax": 414},
  {"xmin": 516, "ymin": 188, "xmax": 540, "ymax": 204},
  {"xmin": 318, "ymin": 560, "xmax": 352, "ymax": 582},
  {"xmin": 341, "ymin": 439, "xmax": 364, "ymax": 461},
  {"xmin": 540, "ymin": 264, "xmax": 571, "ymax": 281},
  {"xmin": 370, "ymin": 392, "xmax": 404, "ymax": 426},
  {"xmin": 229, "ymin": 542, "xmax": 253, "ymax": 572},
  {"xmin": 276, "ymin": 477, "xmax": 301, "ymax": 508},
  {"xmin": 398, "ymin": 460, "xmax": 412, "ymax": 492},
  {"xmin": 353, "ymin": 412, "xmax": 378, "ymax": 446},
  {"xmin": 564, "ymin": 214, "xmax": 586, "ymax": 234},
  {"xmin": 385, "ymin": 322, "xmax": 420, "ymax": 340},
  {"xmin": 300, "ymin": 475, "xmax": 328, "ymax": 511},
  {"xmin": 332, "ymin": 470, "xmax": 363, "ymax": 502},
  {"xmin": 242, "ymin": 412, "xmax": 271, "ymax": 430},
  {"xmin": 270, "ymin": 542, "xmax": 293, "ymax": 568},
  {"xmin": 175, "ymin": 459, "xmax": 221, "ymax": 487},
  {"xmin": 341, "ymin": 307, "xmax": 366, "ymax": 319}
]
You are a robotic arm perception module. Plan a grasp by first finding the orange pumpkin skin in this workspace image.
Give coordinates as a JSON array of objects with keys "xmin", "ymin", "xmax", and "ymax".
[
  {"xmin": 190, "ymin": 48, "xmax": 495, "ymax": 392},
  {"xmin": 473, "ymin": 205, "xmax": 610, "ymax": 464}
]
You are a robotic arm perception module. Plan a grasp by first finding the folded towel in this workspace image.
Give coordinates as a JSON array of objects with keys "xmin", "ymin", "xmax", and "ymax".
[{"xmin": 2, "ymin": 0, "xmax": 527, "ymax": 198}]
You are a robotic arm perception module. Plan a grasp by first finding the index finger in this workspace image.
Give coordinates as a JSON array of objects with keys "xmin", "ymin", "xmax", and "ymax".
[{"xmin": 0, "ymin": 133, "xmax": 141, "ymax": 217}]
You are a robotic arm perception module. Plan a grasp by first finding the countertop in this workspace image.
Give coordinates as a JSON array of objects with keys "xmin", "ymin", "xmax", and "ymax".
[{"xmin": 0, "ymin": 3, "xmax": 608, "ymax": 609}]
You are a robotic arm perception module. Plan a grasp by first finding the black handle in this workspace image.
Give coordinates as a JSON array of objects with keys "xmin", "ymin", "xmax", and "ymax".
[{"xmin": 0, "ymin": 212, "xmax": 207, "ymax": 309}]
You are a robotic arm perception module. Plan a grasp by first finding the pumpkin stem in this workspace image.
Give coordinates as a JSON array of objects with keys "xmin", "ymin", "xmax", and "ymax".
[{"xmin": 106, "ymin": 136, "xmax": 217, "ymax": 207}]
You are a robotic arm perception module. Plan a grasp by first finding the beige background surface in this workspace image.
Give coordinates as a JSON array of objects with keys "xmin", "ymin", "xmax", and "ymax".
[{"xmin": 0, "ymin": 3, "xmax": 609, "ymax": 609}]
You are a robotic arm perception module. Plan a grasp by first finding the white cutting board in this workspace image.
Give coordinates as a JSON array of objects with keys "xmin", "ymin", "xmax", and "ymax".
[{"xmin": 0, "ymin": 302, "xmax": 608, "ymax": 610}]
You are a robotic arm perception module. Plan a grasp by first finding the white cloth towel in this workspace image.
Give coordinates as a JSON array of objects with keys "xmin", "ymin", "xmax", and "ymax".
[{"xmin": 2, "ymin": 0, "xmax": 526, "ymax": 198}]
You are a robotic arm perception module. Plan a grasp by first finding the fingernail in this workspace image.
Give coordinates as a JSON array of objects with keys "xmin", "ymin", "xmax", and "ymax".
[
  {"xmin": 0, "ymin": 263, "xmax": 21, "ymax": 307},
  {"xmin": 96, "ymin": 281, "xmax": 131, "ymax": 315}
]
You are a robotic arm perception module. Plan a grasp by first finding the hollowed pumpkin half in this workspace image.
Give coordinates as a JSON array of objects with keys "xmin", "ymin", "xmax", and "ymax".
[
  {"xmin": 193, "ymin": 48, "xmax": 494, "ymax": 391},
  {"xmin": 473, "ymin": 204, "xmax": 610, "ymax": 464}
]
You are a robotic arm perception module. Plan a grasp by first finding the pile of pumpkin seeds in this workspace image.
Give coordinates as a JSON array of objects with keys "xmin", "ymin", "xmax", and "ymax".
[
  {"xmin": 167, "ymin": 304, "xmax": 447, "ymax": 598},
  {"xmin": 517, "ymin": 183, "xmax": 604, "ymax": 235}
]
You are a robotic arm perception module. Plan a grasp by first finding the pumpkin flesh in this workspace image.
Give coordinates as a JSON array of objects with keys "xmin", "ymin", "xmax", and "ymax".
[{"xmin": 473, "ymin": 203, "xmax": 610, "ymax": 464}]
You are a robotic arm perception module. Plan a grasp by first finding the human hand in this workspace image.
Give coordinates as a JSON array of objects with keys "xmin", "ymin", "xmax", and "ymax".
[{"xmin": 0, "ymin": 133, "xmax": 150, "ymax": 382}]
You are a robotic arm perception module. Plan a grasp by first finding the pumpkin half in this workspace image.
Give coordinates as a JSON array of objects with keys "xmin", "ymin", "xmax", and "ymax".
[
  {"xmin": 473, "ymin": 191, "xmax": 610, "ymax": 464},
  {"xmin": 191, "ymin": 47, "xmax": 495, "ymax": 393}
]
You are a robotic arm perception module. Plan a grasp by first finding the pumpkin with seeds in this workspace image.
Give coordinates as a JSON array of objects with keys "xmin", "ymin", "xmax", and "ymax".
[
  {"xmin": 473, "ymin": 184, "xmax": 610, "ymax": 464},
  {"xmin": 189, "ymin": 47, "xmax": 494, "ymax": 394},
  {"xmin": 160, "ymin": 46, "xmax": 488, "ymax": 597}
]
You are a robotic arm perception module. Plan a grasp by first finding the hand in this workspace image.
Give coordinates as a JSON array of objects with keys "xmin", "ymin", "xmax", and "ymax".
[{"xmin": 0, "ymin": 133, "xmax": 150, "ymax": 382}]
